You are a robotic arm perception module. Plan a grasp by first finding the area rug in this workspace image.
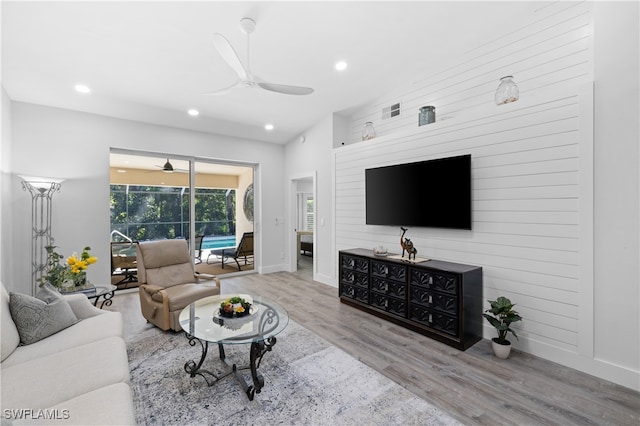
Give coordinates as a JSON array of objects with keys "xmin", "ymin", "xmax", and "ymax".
[{"xmin": 127, "ymin": 321, "xmax": 461, "ymax": 425}]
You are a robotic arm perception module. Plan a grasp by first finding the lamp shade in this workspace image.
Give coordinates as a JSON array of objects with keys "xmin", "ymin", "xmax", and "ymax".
[{"xmin": 19, "ymin": 175, "xmax": 65, "ymax": 190}]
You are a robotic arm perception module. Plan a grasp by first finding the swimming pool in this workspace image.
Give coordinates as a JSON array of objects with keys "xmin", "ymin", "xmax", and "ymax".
[{"xmin": 201, "ymin": 236, "xmax": 236, "ymax": 250}]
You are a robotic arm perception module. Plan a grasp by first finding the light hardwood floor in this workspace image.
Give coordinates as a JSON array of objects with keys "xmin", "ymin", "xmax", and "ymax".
[{"xmin": 111, "ymin": 267, "xmax": 639, "ymax": 426}]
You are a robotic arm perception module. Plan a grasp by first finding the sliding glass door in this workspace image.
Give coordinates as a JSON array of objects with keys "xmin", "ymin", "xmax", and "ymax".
[{"xmin": 109, "ymin": 151, "xmax": 254, "ymax": 272}]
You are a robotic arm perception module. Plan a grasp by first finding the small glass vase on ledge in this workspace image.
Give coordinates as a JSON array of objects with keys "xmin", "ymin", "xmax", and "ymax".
[
  {"xmin": 362, "ymin": 121, "xmax": 375, "ymax": 141},
  {"xmin": 495, "ymin": 75, "xmax": 519, "ymax": 105}
]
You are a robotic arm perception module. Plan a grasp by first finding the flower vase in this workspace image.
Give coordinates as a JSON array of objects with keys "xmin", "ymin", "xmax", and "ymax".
[
  {"xmin": 61, "ymin": 279, "xmax": 76, "ymax": 293},
  {"xmin": 73, "ymin": 272, "xmax": 88, "ymax": 288}
]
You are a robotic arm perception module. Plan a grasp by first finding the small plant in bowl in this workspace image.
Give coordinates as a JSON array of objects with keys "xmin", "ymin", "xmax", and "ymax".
[{"xmin": 483, "ymin": 296, "xmax": 522, "ymax": 358}]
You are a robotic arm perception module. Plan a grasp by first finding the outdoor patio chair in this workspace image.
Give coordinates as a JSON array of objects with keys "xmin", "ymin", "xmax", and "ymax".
[
  {"xmin": 207, "ymin": 232, "xmax": 254, "ymax": 271},
  {"xmin": 190, "ymin": 235, "xmax": 204, "ymax": 264},
  {"xmin": 110, "ymin": 241, "xmax": 138, "ymax": 287}
]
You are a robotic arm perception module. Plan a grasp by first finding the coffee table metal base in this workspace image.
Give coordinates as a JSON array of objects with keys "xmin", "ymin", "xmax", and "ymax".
[{"xmin": 183, "ymin": 333, "xmax": 277, "ymax": 401}]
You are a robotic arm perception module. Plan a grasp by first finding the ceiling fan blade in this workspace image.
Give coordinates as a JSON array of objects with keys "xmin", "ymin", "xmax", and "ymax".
[
  {"xmin": 213, "ymin": 33, "xmax": 248, "ymax": 80},
  {"xmin": 203, "ymin": 79, "xmax": 241, "ymax": 96},
  {"xmin": 257, "ymin": 81, "xmax": 314, "ymax": 96}
]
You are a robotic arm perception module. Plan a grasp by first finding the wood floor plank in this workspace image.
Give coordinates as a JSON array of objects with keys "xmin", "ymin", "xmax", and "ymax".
[{"xmin": 110, "ymin": 269, "xmax": 640, "ymax": 426}]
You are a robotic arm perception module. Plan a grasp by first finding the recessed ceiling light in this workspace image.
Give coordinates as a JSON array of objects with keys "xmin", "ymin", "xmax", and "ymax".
[
  {"xmin": 74, "ymin": 84, "xmax": 91, "ymax": 94},
  {"xmin": 188, "ymin": 109, "xmax": 199, "ymax": 116},
  {"xmin": 265, "ymin": 124, "xmax": 274, "ymax": 131},
  {"xmin": 335, "ymin": 61, "xmax": 348, "ymax": 71}
]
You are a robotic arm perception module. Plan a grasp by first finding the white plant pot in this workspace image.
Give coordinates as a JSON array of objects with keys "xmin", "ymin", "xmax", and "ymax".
[{"xmin": 491, "ymin": 338, "xmax": 512, "ymax": 359}]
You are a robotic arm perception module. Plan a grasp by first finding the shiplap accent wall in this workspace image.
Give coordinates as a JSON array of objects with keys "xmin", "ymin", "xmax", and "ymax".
[
  {"xmin": 335, "ymin": 87, "xmax": 592, "ymax": 358},
  {"xmin": 334, "ymin": 2, "xmax": 594, "ymax": 360},
  {"xmin": 347, "ymin": 1, "xmax": 592, "ymax": 143}
]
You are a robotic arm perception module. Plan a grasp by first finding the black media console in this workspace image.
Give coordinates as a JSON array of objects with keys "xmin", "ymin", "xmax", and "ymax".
[{"xmin": 339, "ymin": 248, "xmax": 483, "ymax": 350}]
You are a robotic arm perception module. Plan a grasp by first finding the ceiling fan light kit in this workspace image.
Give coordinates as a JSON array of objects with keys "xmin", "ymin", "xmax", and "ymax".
[
  {"xmin": 162, "ymin": 159, "xmax": 174, "ymax": 173},
  {"xmin": 151, "ymin": 159, "xmax": 189, "ymax": 174},
  {"xmin": 239, "ymin": 17, "xmax": 256, "ymax": 34},
  {"xmin": 208, "ymin": 17, "xmax": 314, "ymax": 96}
]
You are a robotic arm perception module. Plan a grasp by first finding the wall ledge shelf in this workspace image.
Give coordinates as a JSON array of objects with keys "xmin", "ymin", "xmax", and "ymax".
[{"xmin": 333, "ymin": 82, "xmax": 592, "ymax": 155}]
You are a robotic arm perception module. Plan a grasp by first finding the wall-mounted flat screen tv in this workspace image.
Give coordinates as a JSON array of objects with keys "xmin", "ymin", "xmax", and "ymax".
[{"xmin": 365, "ymin": 154, "xmax": 472, "ymax": 229}]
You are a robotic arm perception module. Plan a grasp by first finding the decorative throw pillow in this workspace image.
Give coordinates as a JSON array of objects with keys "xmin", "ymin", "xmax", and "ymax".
[{"xmin": 9, "ymin": 283, "xmax": 79, "ymax": 345}]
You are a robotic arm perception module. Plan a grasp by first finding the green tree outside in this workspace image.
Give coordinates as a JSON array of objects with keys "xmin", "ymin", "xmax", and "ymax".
[{"xmin": 110, "ymin": 185, "xmax": 236, "ymax": 241}]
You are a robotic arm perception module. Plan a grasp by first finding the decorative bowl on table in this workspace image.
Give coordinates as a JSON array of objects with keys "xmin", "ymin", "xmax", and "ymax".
[
  {"xmin": 373, "ymin": 246, "xmax": 388, "ymax": 257},
  {"xmin": 219, "ymin": 296, "xmax": 253, "ymax": 318}
]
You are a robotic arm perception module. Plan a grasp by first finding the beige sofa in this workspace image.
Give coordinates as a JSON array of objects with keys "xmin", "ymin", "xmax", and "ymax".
[{"xmin": 1, "ymin": 283, "xmax": 135, "ymax": 425}]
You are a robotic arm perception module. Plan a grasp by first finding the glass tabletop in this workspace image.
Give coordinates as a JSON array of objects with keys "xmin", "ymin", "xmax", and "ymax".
[
  {"xmin": 179, "ymin": 294, "xmax": 289, "ymax": 345},
  {"xmin": 93, "ymin": 285, "xmax": 116, "ymax": 297}
]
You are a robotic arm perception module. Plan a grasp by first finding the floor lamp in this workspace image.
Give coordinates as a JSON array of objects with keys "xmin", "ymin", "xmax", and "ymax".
[{"xmin": 20, "ymin": 176, "xmax": 63, "ymax": 295}]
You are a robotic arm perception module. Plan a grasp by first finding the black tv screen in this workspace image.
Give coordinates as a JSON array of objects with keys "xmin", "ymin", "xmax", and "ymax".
[{"xmin": 365, "ymin": 154, "xmax": 472, "ymax": 229}]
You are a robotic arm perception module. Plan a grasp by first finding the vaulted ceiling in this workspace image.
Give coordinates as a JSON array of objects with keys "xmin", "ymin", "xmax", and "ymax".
[{"xmin": 2, "ymin": 1, "xmax": 537, "ymax": 144}]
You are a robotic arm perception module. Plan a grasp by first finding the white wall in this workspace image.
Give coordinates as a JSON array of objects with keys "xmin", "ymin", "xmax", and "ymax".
[
  {"xmin": 1, "ymin": 88, "xmax": 13, "ymax": 287},
  {"xmin": 284, "ymin": 115, "xmax": 334, "ymax": 284},
  {"xmin": 7, "ymin": 102, "xmax": 286, "ymax": 294},
  {"xmin": 592, "ymin": 0, "xmax": 640, "ymax": 381},
  {"xmin": 235, "ymin": 166, "xmax": 254, "ymax": 238}
]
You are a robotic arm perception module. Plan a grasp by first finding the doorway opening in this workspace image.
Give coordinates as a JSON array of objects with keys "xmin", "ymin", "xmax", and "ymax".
[{"xmin": 289, "ymin": 173, "xmax": 316, "ymax": 281}]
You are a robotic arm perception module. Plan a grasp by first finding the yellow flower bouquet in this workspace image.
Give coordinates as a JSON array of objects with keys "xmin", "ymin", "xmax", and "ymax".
[{"xmin": 40, "ymin": 245, "xmax": 97, "ymax": 290}]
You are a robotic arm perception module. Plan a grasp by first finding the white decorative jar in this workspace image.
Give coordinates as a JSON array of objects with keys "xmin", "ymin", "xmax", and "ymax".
[
  {"xmin": 495, "ymin": 76, "xmax": 519, "ymax": 105},
  {"xmin": 362, "ymin": 122, "xmax": 375, "ymax": 141}
]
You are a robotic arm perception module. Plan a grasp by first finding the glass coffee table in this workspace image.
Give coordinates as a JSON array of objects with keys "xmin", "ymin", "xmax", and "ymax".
[{"xmin": 178, "ymin": 294, "xmax": 288, "ymax": 400}]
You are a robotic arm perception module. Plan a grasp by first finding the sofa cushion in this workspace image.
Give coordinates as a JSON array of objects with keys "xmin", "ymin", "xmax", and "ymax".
[
  {"xmin": 9, "ymin": 284, "xmax": 79, "ymax": 345},
  {"xmin": 11, "ymin": 383, "xmax": 135, "ymax": 425},
  {"xmin": 1, "ymin": 336, "xmax": 130, "ymax": 410},
  {"xmin": 1, "ymin": 283, "xmax": 21, "ymax": 362},
  {"xmin": 1, "ymin": 311, "xmax": 124, "ymax": 368}
]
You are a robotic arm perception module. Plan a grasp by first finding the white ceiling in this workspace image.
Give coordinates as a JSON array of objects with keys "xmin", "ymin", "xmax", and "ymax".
[{"xmin": 2, "ymin": 1, "xmax": 537, "ymax": 145}]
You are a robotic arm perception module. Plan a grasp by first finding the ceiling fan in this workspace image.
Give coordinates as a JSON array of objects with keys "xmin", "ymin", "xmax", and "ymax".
[
  {"xmin": 208, "ymin": 17, "xmax": 314, "ymax": 96},
  {"xmin": 154, "ymin": 159, "xmax": 188, "ymax": 173}
]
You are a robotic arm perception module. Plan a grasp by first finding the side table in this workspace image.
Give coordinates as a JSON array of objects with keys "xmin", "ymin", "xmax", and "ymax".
[{"xmin": 87, "ymin": 285, "xmax": 117, "ymax": 309}]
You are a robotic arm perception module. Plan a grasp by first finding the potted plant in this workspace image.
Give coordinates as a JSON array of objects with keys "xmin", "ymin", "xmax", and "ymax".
[{"xmin": 483, "ymin": 296, "xmax": 522, "ymax": 359}]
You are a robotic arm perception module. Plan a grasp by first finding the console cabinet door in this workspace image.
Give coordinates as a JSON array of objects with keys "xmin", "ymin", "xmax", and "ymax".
[
  {"xmin": 339, "ymin": 254, "xmax": 370, "ymax": 303},
  {"xmin": 408, "ymin": 305, "xmax": 458, "ymax": 337},
  {"xmin": 341, "ymin": 255, "xmax": 369, "ymax": 273},
  {"xmin": 370, "ymin": 292, "xmax": 406, "ymax": 317},
  {"xmin": 410, "ymin": 269, "xmax": 458, "ymax": 295},
  {"xmin": 342, "ymin": 284, "xmax": 369, "ymax": 303},
  {"xmin": 409, "ymin": 286, "xmax": 457, "ymax": 316},
  {"xmin": 371, "ymin": 277, "xmax": 407, "ymax": 299},
  {"xmin": 371, "ymin": 260, "xmax": 407, "ymax": 283}
]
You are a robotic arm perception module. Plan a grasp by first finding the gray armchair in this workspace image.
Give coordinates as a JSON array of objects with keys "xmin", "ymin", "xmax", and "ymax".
[{"xmin": 136, "ymin": 239, "xmax": 220, "ymax": 331}]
